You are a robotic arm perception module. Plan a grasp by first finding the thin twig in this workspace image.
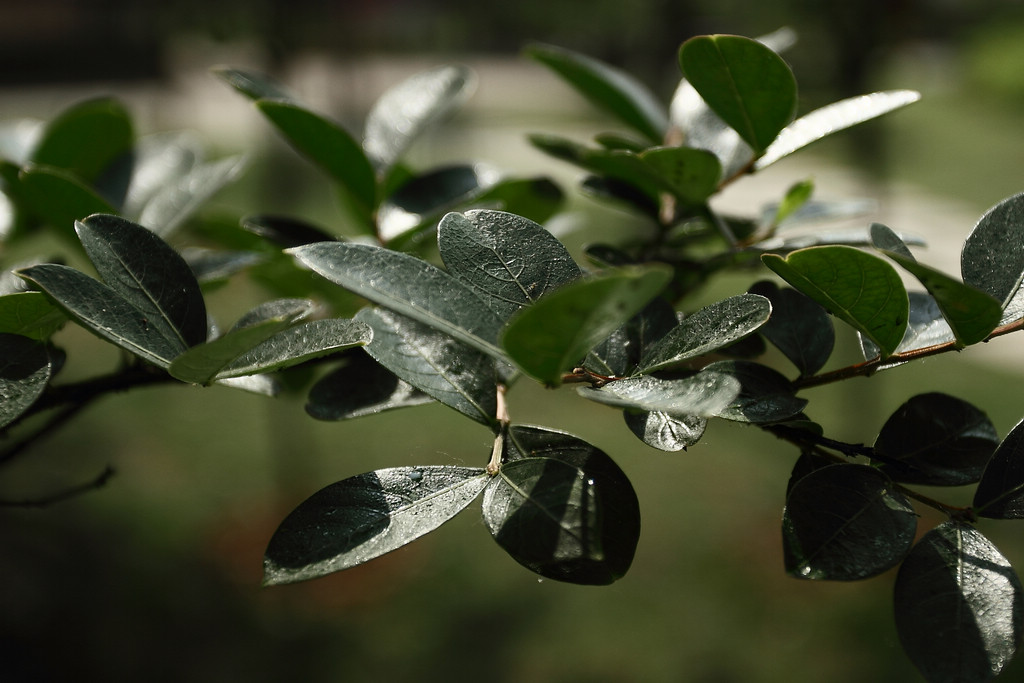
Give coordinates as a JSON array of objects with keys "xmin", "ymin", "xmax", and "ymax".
[{"xmin": 0, "ymin": 466, "xmax": 115, "ymax": 508}]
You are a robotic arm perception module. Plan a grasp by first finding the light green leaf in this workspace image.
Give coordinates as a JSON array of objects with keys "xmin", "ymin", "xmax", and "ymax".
[
  {"xmin": 29, "ymin": 97, "xmax": 133, "ymax": 183},
  {"xmin": 0, "ymin": 292, "xmax": 67, "ymax": 340},
  {"xmin": 638, "ymin": 146, "xmax": 722, "ymax": 205},
  {"xmin": 18, "ymin": 165, "xmax": 117, "ymax": 242},
  {"xmin": 501, "ymin": 265, "xmax": 673, "ymax": 386},
  {"xmin": 762, "ymin": 246, "xmax": 908, "ymax": 358},
  {"xmin": 773, "ymin": 179, "xmax": 814, "ymax": 226}
]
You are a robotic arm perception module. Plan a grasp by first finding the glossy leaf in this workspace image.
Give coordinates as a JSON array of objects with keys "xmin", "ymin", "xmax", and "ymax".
[
  {"xmin": 638, "ymin": 146, "xmax": 721, "ymax": 205},
  {"xmin": 264, "ymin": 466, "xmax": 489, "ymax": 585},
  {"xmin": 378, "ymin": 164, "xmax": 496, "ymax": 243},
  {"xmin": 218, "ymin": 318, "xmax": 370, "ymax": 379},
  {"xmin": 636, "ymin": 293, "xmax": 771, "ymax": 374},
  {"xmin": 212, "ymin": 67, "xmax": 294, "ymax": 101},
  {"xmin": 306, "ymin": 351, "xmax": 434, "ymax": 421},
  {"xmin": 894, "ymin": 522, "xmax": 1023, "ymax": 683},
  {"xmin": 438, "ymin": 209, "xmax": 582, "ymax": 320},
  {"xmin": 355, "ymin": 307, "xmax": 497, "ymax": 426},
  {"xmin": 873, "ymin": 223, "xmax": 1001, "ymax": 346},
  {"xmin": 288, "ymin": 241, "xmax": 507, "ymax": 361},
  {"xmin": 962, "ymin": 193, "xmax": 1024, "ymax": 324},
  {"xmin": 256, "ymin": 100, "xmax": 376, "ymax": 223},
  {"xmin": 363, "ymin": 65, "xmax": 475, "ymax": 173},
  {"xmin": 0, "ymin": 333, "xmax": 52, "ymax": 429},
  {"xmin": 749, "ymin": 281, "xmax": 834, "ymax": 377},
  {"xmin": 762, "ymin": 246, "xmax": 908, "ymax": 358},
  {"xmin": 500, "ymin": 265, "xmax": 672, "ymax": 386},
  {"xmin": 678, "ymin": 35, "xmax": 797, "ymax": 154},
  {"xmin": 783, "ymin": 464, "xmax": 916, "ymax": 580},
  {"xmin": 137, "ymin": 155, "xmax": 246, "ymax": 237},
  {"xmin": 18, "ymin": 166, "xmax": 117, "ymax": 242},
  {"xmin": 29, "ymin": 97, "xmax": 133, "ymax": 183},
  {"xmin": 624, "ymin": 410, "xmax": 706, "ymax": 452},
  {"xmin": 756, "ymin": 90, "xmax": 920, "ymax": 169},
  {"xmin": 701, "ymin": 360, "xmax": 806, "ymax": 423},
  {"xmin": 578, "ymin": 372, "xmax": 741, "ymax": 418},
  {"xmin": 0, "ymin": 291, "xmax": 67, "ymax": 340},
  {"xmin": 587, "ymin": 296, "xmax": 677, "ymax": 377},
  {"xmin": 120, "ymin": 131, "xmax": 201, "ymax": 219},
  {"xmin": 241, "ymin": 214, "xmax": 337, "ymax": 248},
  {"xmin": 525, "ymin": 43, "xmax": 668, "ymax": 144},
  {"xmin": 874, "ymin": 393, "xmax": 998, "ymax": 486},
  {"xmin": 974, "ymin": 418, "xmax": 1024, "ymax": 518}
]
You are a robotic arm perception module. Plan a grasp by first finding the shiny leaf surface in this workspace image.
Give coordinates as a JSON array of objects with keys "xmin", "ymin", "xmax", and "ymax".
[
  {"xmin": 137, "ymin": 155, "xmax": 246, "ymax": 237},
  {"xmin": 217, "ymin": 318, "xmax": 371, "ymax": 379},
  {"xmin": 306, "ymin": 351, "xmax": 434, "ymax": 421},
  {"xmin": 962, "ymin": 193, "xmax": 1024, "ymax": 324},
  {"xmin": 974, "ymin": 418, "xmax": 1024, "ymax": 519},
  {"xmin": 378, "ymin": 164, "xmax": 494, "ymax": 243},
  {"xmin": 701, "ymin": 360, "xmax": 806, "ymax": 423},
  {"xmin": 0, "ymin": 333, "xmax": 52, "ymax": 429},
  {"xmin": 623, "ymin": 410, "xmax": 706, "ymax": 452},
  {"xmin": 212, "ymin": 67, "xmax": 294, "ymax": 101},
  {"xmin": 578, "ymin": 371, "xmax": 740, "ymax": 418}
]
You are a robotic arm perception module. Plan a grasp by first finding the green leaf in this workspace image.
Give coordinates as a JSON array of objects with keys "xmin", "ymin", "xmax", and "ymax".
[
  {"xmin": 378, "ymin": 164, "xmax": 494, "ymax": 243},
  {"xmin": 962, "ymin": 192, "xmax": 1024, "ymax": 324},
  {"xmin": 527, "ymin": 134, "xmax": 665, "ymax": 201},
  {"xmin": 363, "ymin": 65, "xmax": 475, "ymax": 173},
  {"xmin": 974, "ymin": 418, "xmax": 1024, "ymax": 518},
  {"xmin": 587, "ymin": 295, "xmax": 678, "ymax": 377},
  {"xmin": 438, "ymin": 209, "xmax": 582, "ymax": 320},
  {"xmin": 860, "ymin": 292, "xmax": 955, "ymax": 361},
  {"xmin": 894, "ymin": 522, "xmax": 1023, "ymax": 683},
  {"xmin": 772, "ymin": 179, "xmax": 814, "ymax": 226},
  {"xmin": 211, "ymin": 67, "xmax": 295, "ymax": 101},
  {"xmin": 874, "ymin": 393, "xmax": 998, "ymax": 486},
  {"xmin": 578, "ymin": 372, "xmax": 741, "ymax": 418},
  {"xmin": 0, "ymin": 333, "xmax": 52, "ymax": 429},
  {"xmin": 756, "ymin": 90, "xmax": 920, "ymax": 170},
  {"xmin": 18, "ymin": 165, "xmax": 117, "ymax": 242},
  {"xmin": 783, "ymin": 464, "xmax": 917, "ymax": 580},
  {"xmin": 264, "ymin": 465, "xmax": 489, "ymax": 585},
  {"xmin": 623, "ymin": 411, "xmax": 706, "ymax": 452},
  {"xmin": 701, "ymin": 360, "xmax": 807, "ymax": 423},
  {"xmin": 306, "ymin": 351, "xmax": 434, "ymax": 421},
  {"xmin": 18, "ymin": 264, "xmax": 183, "ymax": 366},
  {"xmin": 636, "ymin": 293, "xmax": 771, "ymax": 374},
  {"xmin": 749, "ymin": 281, "xmax": 834, "ymax": 377},
  {"xmin": 29, "ymin": 97, "xmax": 133, "ymax": 183},
  {"xmin": 678, "ymin": 35, "xmax": 797, "ymax": 154},
  {"xmin": 0, "ymin": 292, "xmax": 67, "ymax": 340},
  {"xmin": 255, "ymin": 100, "xmax": 376, "ymax": 226},
  {"xmin": 472, "ymin": 177, "xmax": 564, "ymax": 226},
  {"xmin": 355, "ymin": 307, "xmax": 497, "ymax": 426},
  {"xmin": 762, "ymin": 246, "xmax": 908, "ymax": 358},
  {"xmin": 525, "ymin": 43, "xmax": 668, "ymax": 144},
  {"xmin": 872, "ymin": 223, "xmax": 1002, "ymax": 346},
  {"xmin": 288, "ymin": 241, "xmax": 507, "ymax": 361},
  {"xmin": 501, "ymin": 265, "xmax": 672, "ymax": 386},
  {"xmin": 216, "ymin": 318, "xmax": 371, "ymax": 379},
  {"xmin": 137, "ymin": 156, "xmax": 246, "ymax": 237},
  {"xmin": 241, "ymin": 214, "xmax": 337, "ymax": 248},
  {"xmin": 637, "ymin": 146, "xmax": 722, "ymax": 205}
]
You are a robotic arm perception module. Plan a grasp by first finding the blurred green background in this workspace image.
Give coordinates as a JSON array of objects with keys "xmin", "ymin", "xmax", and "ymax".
[{"xmin": 4, "ymin": 1, "xmax": 1024, "ymax": 681}]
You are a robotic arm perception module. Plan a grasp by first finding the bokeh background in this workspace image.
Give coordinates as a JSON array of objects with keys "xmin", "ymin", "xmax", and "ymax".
[{"xmin": 4, "ymin": 1, "xmax": 1024, "ymax": 681}]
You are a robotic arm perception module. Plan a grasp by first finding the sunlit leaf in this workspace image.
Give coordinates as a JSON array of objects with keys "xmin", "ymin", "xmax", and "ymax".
[
  {"xmin": 894, "ymin": 522, "xmax": 1023, "ymax": 683},
  {"xmin": 860, "ymin": 292, "xmax": 955, "ymax": 361},
  {"xmin": 974, "ymin": 418, "xmax": 1024, "ymax": 519},
  {"xmin": 623, "ymin": 410, "xmax": 706, "ymax": 452},
  {"xmin": 772, "ymin": 179, "xmax": 814, "ymax": 226},
  {"xmin": 0, "ymin": 291, "xmax": 67, "ymax": 340},
  {"xmin": 701, "ymin": 360, "xmax": 806, "ymax": 423},
  {"xmin": 0, "ymin": 333, "xmax": 52, "ymax": 429},
  {"xmin": 783, "ymin": 464, "xmax": 916, "ymax": 580},
  {"xmin": 962, "ymin": 192, "xmax": 1024, "ymax": 325},
  {"xmin": 762, "ymin": 246, "xmax": 908, "ymax": 358},
  {"xmin": 527, "ymin": 134, "xmax": 665, "ymax": 201},
  {"xmin": 378, "ymin": 164, "xmax": 496, "ymax": 243},
  {"xmin": 264, "ymin": 466, "xmax": 489, "ymax": 585},
  {"xmin": 578, "ymin": 371, "xmax": 740, "ymax": 418},
  {"xmin": 137, "ymin": 155, "xmax": 247, "ymax": 237}
]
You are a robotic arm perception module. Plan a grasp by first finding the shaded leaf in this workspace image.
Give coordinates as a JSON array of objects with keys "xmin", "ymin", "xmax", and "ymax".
[
  {"xmin": 0, "ymin": 291, "xmax": 67, "ymax": 340},
  {"xmin": 471, "ymin": 176, "xmax": 563, "ymax": 225},
  {"xmin": 18, "ymin": 165, "xmax": 117, "ymax": 242},
  {"xmin": 355, "ymin": 307, "xmax": 497, "ymax": 426},
  {"xmin": 242, "ymin": 214, "xmax": 337, "ymax": 248},
  {"xmin": 874, "ymin": 393, "xmax": 998, "ymax": 486},
  {"xmin": 578, "ymin": 371, "xmax": 740, "ymax": 418},
  {"xmin": 762, "ymin": 246, "xmax": 908, "ymax": 358},
  {"xmin": 501, "ymin": 265, "xmax": 672, "ymax": 386},
  {"xmin": 587, "ymin": 295, "xmax": 677, "ymax": 377},
  {"xmin": 636, "ymin": 293, "xmax": 771, "ymax": 374},
  {"xmin": 378, "ymin": 164, "xmax": 496, "ymax": 243},
  {"xmin": 974, "ymin": 418, "xmax": 1024, "ymax": 519},
  {"xmin": 438, "ymin": 209, "xmax": 582, "ymax": 320},
  {"xmin": 637, "ymin": 146, "xmax": 721, "ymax": 205},
  {"xmin": 894, "ymin": 522, "xmax": 1023, "ymax": 683},
  {"xmin": 306, "ymin": 350, "xmax": 433, "ymax": 421},
  {"xmin": 528, "ymin": 134, "xmax": 665, "ymax": 203},
  {"xmin": 525, "ymin": 43, "xmax": 668, "ymax": 144},
  {"xmin": 756, "ymin": 90, "xmax": 920, "ymax": 169},
  {"xmin": 288, "ymin": 241, "xmax": 507, "ymax": 361},
  {"xmin": 783, "ymin": 464, "xmax": 916, "ymax": 580},
  {"xmin": 364, "ymin": 65, "xmax": 475, "ymax": 173},
  {"xmin": 701, "ymin": 360, "xmax": 806, "ymax": 423},
  {"xmin": 0, "ymin": 333, "xmax": 52, "ymax": 429},
  {"xmin": 264, "ymin": 466, "xmax": 489, "ymax": 585},
  {"xmin": 29, "ymin": 97, "xmax": 133, "ymax": 183},
  {"xmin": 624, "ymin": 410, "xmax": 706, "ymax": 452},
  {"xmin": 181, "ymin": 247, "xmax": 266, "ymax": 285},
  {"xmin": 749, "ymin": 281, "xmax": 834, "ymax": 376},
  {"xmin": 962, "ymin": 193, "xmax": 1024, "ymax": 325},
  {"xmin": 678, "ymin": 35, "xmax": 797, "ymax": 154}
]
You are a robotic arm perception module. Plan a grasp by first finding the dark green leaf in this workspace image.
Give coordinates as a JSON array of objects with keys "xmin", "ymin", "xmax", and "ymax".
[
  {"xmin": 306, "ymin": 351, "xmax": 434, "ymax": 421},
  {"xmin": 624, "ymin": 410, "xmax": 706, "ymax": 451},
  {"xmin": 894, "ymin": 522, "xmax": 1023, "ymax": 683},
  {"xmin": 678, "ymin": 35, "xmax": 797, "ymax": 154},
  {"xmin": 137, "ymin": 156, "xmax": 246, "ymax": 237},
  {"xmin": 212, "ymin": 66, "xmax": 295, "ymax": 101},
  {"xmin": 18, "ymin": 165, "xmax": 117, "ymax": 242},
  {"xmin": 668, "ymin": 79, "xmax": 751, "ymax": 182},
  {"xmin": 783, "ymin": 464, "xmax": 916, "ymax": 580},
  {"xmin": 974, "ymin": 418, "xmax": 1024, "ymax": 518},
  {"xmin": 501, "ymin": 265, "xmax": 672, "ymax": 385},
  {"xmin": 749, "ymin": 281, "xmax": 834, "ymax": 377},
  {"xmin": 242, "ymin": 214, "xmax": 337, "ymax": 248},
  {"xmin": 256, "ymin": 100, "xmax": 376, "ymax": 227},
  {"xmin": 29, "ymin": 97, "xmax": 133, "ymax": 183},
  {"xmin": 264, "ymin": 465, "xmax": 489, "ymax": 585},
  {"xmin": 637, "ymin": 146, "xmax": 721, "ymax": 205},
  {"xmin": 471, "ymin": 176, "xmax": 563, "ymax": 226},
  {"xmin": 527, "ymin": 134, "xmax": 665, "ymax": 201},
  {"xmin": 181, "ymin": 247, "xmax": 265, "ymax": 285},
  {"xmin": 525, "ymin": 43, "xmax": 668, "ymax": 144},
  {"xmin": 636, "ymin": 293, "xmax": 771, "ymax": 374},
  {"xmin": 76, "ymin": 214, "xmax": 208, "ymax": 348},
  {"xmin": 762, "ymin": 246, "xmax": 908, "ymax": 358},
  {"xmin": 701, "ymin": 360, "xmax": 806, "ymax": 423},
  {"xmin": 288, "ymin": 241, "xmax": 507, "ymax": 361},
  {"xmin": 438, "ymin": 209, "xmax": 582, "ymax": 320},
  {"xmin": 587, "ymin": 295, "xmax": 677, "ymax": 377},
  {"xmin": 0, "ymin": 291, "xmax": 67, "ymax": 340},
  {"xmin": 874, "ymin": 393, "xmax": 998, "ymax": 486},
  {"xmin": 0, "ymin": 333, "xmax": 52, "ymax": 429},
  {"xmin": 378, "ymin": 164, "xmax": 493, "ymax": 243},
  {"xmin": 578, "ymin": 372, "xmax": 741, "ymax": 418},
  {"xmin": 756, "ymin": 90, "xmax": 920, "ymax": 170},
  {"xmin": 963, "ymin": 193, "xmax": 1024, "ymax": 327},
  {"xmin": 363, "ymin": 65, "xmax": 475, "ymax": 173},
  {"xmin": 355, "ymin": 307, "xmax": 497, "ymax": 426}
]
